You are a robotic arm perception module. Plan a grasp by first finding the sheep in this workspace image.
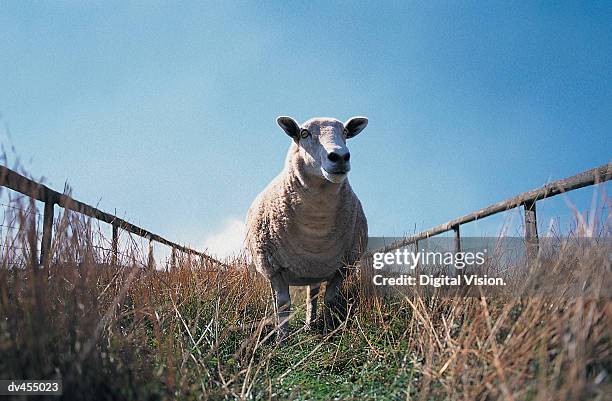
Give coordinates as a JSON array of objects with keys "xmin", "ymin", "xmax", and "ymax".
[{"xmin": 245, "ymin": 116, "xmax": 369, "ymax": 341}]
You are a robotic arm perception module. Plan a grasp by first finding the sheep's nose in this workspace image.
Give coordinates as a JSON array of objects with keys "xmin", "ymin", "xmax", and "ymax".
[{"xmin": 328, "ymin": 152, "xmax": 350, "ymax": 162}]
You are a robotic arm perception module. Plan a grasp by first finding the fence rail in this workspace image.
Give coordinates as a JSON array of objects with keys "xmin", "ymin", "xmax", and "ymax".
[
  {"xmin": 0, "ymin": 165, "xmax": 223, "ymax": 268},
  {"xmin": 370, "ymin": 162, "xmax": 612, "ymax": 256}
]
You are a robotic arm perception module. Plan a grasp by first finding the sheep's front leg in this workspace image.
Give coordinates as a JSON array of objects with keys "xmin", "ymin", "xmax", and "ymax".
[
  {"xmin": 270, "ymin": 274, "xmax": 291, "ymax": 342},
  {"xmin": 323, "ymin": 271, "xmax": 348, "ymax": 335},
  {"xmin": 305, "ymin": 283, "xmax": 320, "ymax": 331}
]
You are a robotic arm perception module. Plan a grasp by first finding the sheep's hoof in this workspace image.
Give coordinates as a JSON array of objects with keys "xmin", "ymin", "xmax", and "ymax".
[
  {"xmin": 322, "ymin": 308, "xmax": 348, "ymax": 335},
  {"xmin": 304, "ymin": 320, "xmax": 322, "ymax": 333},
  {"xmin": 276, "ymin": 329, "xmax": 288, "ymax": 344},
  {"xmin": 322, "ymin": 323, "xmax": 338, "ymax": 336},
  {"xmin": 322, "ymin": 317, "xmax": 337, "ymax": 336}
]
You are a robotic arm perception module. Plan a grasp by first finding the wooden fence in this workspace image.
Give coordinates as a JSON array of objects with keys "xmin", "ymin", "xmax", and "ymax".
[
  {"xmin": 369, "ymin": 162, "xmax": 612, "ymax": 257},
  {"xmin": 0, "ymin": 165, "xmax": 223, "ymax": 268},
  {"xmin": 2, "ymin": 162, "xmax": 610, "ymax": 269}
]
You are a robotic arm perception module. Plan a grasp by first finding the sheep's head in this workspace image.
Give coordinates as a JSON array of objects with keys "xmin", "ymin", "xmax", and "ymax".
[{"xmin": 276, "ymin": 116, "xmax": 368, "ymax": 184}]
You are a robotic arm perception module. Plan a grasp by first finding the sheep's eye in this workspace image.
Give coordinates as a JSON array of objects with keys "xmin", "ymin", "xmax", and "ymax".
[{"xmin": 300, "ymin": 129, "xmax": 310, "ymax": 139}]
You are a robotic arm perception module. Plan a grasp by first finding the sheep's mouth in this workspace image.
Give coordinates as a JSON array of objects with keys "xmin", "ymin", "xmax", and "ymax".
[
  {"xmin": 321, "ymin": 167, "xmax": 348, "ymax": 183},
  {"xmin": 323, "ymin": 167, "xmax": 348, "ymax": 175}
]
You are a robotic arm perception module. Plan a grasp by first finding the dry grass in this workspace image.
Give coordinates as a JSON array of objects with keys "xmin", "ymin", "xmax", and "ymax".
[{"xmin": 0, "ymin": 193, "xmax": 610, "ymax": 400}]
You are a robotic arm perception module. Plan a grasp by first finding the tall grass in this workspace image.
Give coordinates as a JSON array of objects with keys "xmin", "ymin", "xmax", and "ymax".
[{"xmin": 0, "ymin": 192, "xmax": 610, "ymax": 400}]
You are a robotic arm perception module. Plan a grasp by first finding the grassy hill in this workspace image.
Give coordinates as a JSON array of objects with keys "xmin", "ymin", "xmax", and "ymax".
[{"xmin": 0, "ymin": 201, "xmax": 609, "ymax": 400}]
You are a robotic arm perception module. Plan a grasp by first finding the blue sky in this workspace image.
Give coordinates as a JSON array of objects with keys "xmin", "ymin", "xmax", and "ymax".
[{"xmin": 1, "ymin": 2, "xmax": 610, "ymax": 256}]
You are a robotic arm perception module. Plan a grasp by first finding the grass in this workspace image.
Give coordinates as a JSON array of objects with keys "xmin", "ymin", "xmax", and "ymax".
[{"xmin": 0, "ymin": 192, "xmax": 610, "ymax": 400}]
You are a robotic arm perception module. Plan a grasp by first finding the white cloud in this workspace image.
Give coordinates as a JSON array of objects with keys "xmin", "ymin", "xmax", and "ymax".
[{"xmin": 202, "ymin": 218, "xmax": 246, "ymax": 258}]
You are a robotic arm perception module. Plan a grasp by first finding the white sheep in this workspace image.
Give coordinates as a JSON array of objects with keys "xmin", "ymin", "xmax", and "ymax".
[{"xmin": 245, "ymin": 116, "xmax": 369, "ymax": 340}]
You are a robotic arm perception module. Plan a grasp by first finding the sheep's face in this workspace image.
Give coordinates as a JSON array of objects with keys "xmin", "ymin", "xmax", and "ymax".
[{"xmin": 277, "ymin": 116, "xmax": 368, "ymax": 184}]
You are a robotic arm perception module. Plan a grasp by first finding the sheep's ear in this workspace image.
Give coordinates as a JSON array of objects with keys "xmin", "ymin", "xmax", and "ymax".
[
  {"xmin": 276, "ymin": 116, "xmax": 300, "ymax": 139},
  {"xmin": 344, "ymin": 116, "xmax": 368, "ymax": 138}
]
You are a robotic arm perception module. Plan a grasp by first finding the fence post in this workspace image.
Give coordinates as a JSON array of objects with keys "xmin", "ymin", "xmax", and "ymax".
[
  {"xmin": 452, "ymin": 224, "xmax": 462, "ymax": 276},
  {"xmin": 111, "ymin": 223, "xmax": 118, "ymax": 265},
  {"xmin": 26, "ymin": 200, "xmax": 38, "ymax": 268},
  {"xmin": 147, "ymin": 240, "xmax": 155, "ymax": 270},
  {"xmin": 453, "ymin": 224, "xmax": 461, "ymax": 253},
  {"xmin": 524, "ymin": 200, "xmax": 539, "ymax": 261},
  {"xmin": 40, "ymin": 199, "xmax": 55, "ymax": 268}
]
